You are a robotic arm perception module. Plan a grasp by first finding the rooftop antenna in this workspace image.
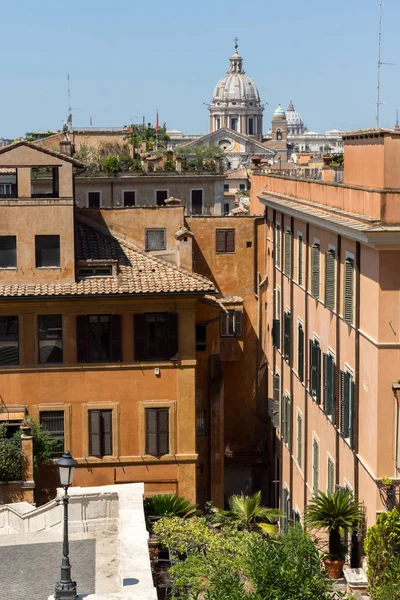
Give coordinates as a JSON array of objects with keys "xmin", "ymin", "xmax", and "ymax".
[
  {"xmin": 376, "ymin": 0, "xmax": 395, "ymax": 128},
  {"xmin": 67, "ymin": 73, "xmax": 73, "ymax": 130}
]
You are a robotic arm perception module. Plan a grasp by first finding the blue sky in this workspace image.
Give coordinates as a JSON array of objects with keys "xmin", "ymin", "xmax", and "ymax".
[{"xmin": 1, "ymin": 0, "xmax": 400, "ymax": 138}]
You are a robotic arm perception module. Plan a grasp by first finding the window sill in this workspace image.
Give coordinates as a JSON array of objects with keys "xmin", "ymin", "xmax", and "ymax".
[
  {"xmin": 0, "ymin": 267, "xmax": 17, "ymax": 271},
  {"xmin": 0, "ymin": 360, "xmax": 196, "ymax": 374},
  {"xmin": 76, "ymin": 453, "xmax": 198, "ymax": 465},
  {"xmin": 36, "ymin": 266, "xmax": 61, "ymax": 270}
]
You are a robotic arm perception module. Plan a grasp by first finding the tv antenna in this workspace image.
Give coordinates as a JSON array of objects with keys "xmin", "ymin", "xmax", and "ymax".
[{"xmin": 376, "ymin": 0, "xmax": 395, "ymax": 128}]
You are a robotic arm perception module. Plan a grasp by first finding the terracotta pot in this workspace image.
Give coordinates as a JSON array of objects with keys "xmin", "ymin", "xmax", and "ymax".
[
  {"xmin": 323, "ymin": 559, "xmax": 345, "ymax": 579},
  {"xmin": 148, "ymin": 536, "xmax": 159, "ymax": 562}
]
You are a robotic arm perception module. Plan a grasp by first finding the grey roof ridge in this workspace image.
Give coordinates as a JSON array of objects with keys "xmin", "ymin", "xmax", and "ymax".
[
  {"xmin": 258, "ymin": 190, "xmax": 380, "ymax": 225},
  {"xmin": 75, "ymin": 215, "xmax": 218, "ymax": 292}
]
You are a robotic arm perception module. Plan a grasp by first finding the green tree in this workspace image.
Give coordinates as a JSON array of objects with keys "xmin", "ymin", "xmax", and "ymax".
[
  {"xmin": 215, "ymin": 491, "xmax": 284, "ymax": 534},
  {"xmin": 124, "ymin": 123, "xmax": 169, "ymax": 155},
  {"xmin": 102, "ymin": 155, "xmax": 121, "ymax": 177},
  {"xmin": 304, "ymin": 489, "xmax": 364, "ymax": 559},
  {"xmin": 364, "ymin": 508, "xmax": 400, "ymax": 598}
]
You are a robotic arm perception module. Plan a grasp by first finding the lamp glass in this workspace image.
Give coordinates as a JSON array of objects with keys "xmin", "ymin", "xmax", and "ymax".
[{"xmin": 59, "ymin": 464, "xmax": 74, "ymax": 487}]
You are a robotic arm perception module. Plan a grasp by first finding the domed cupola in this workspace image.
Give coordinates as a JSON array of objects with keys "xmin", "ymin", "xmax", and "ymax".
[
  {"xmin": 286, "ymin": 99, "xmax": 306, "ymax": 135},
  {"xmin": 209, "ymin": 42, "xmax": 264, "ymax": 140}
]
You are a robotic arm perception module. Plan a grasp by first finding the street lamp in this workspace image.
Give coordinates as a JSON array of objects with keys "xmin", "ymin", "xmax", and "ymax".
[{"xmin": 54, "ymin": 451, "xmax": 78, "ymax": 600}]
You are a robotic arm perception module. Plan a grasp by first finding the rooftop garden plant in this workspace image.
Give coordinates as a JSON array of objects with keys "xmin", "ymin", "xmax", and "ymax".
[{"xmin": 364, "ymin": 508, "xmax": 400, "ymax": 599}]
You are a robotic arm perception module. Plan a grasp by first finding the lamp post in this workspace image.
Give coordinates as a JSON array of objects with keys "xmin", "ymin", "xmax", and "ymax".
[{"xmin": 54, "ymin": 451, "xmax": 78, "ymax": 600}]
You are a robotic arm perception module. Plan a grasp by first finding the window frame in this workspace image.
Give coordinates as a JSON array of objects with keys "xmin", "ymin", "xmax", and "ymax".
[
  {"xmin": 0, "ymin": 235, "xmax": 17, "ymax": 269},
  {"xmin": 0, "ymin": 315, "xmax": 19, "ymax": 366},
  {"xmin": 220, "ymin": 309, "xmax": 243, "ymax": 338},
  {"xmin": 215, "ymin": 228, "xmax": 235, "ymax": 254},
  {"xmin": 190, "ymin": 189, "xmax": 204, "ymax": 215},
  {"xmin": 155, "ymin": 189, "xmax": 168, "ymax": 207},
  {"xmin": 312, "ymin": 434, "xmax": 320, "ymax": 497},
  {"xmin": 39, "ymin": 409, "xmax": 65, "ymax": 458},
  {"xmin": 196, "ymin": 324, "xmax": 207, "ymax": 352},
  {"xmin": 297, "ymin": 232, "xmax": 303, "ymax": 286},
  {"xmin": 82, "ymin": 402, "xmax": 119, "ymax": 460},
  {"xmin": 35, "ymin": 235, "xmax": 60, "ymax": 268},
  {"xmin": 145, "ymin": 228, "xmax": 166, "ymax": 252},
  {"xmin": 297, "ymin": 320, "xmax": 304, "ymax": 382},
  {"xmin": 38, "ymin": 314, "xmax": 63, "ymax": 365},
  {"xmin": 340, "ymin": 367, "xmax": 354, "ymax": 445},
  {"xmin": 134, "ymin": 312, "xmax": 178, "ymax": 362},
  {"xmin": 296, "ymin": 408, "xmax": 303, "ymax": 470},
  {"xmin": 122, "ymin": 190, "xmax": 136, "ymax": 207},
  {"xmin": 309, "ymin": 337, "xmax": 321, "ymax": 403},
  {"xmin": 324, "ymin": 247, "xmax": 336, "ymax": 311},
  {"xmin": 311, "ymin": 241, "xmax": 320, "ymax": 299},
  {"xmin": 275, "ymin": 222, "xmax": 281, "ymax": 268},
  {"xmin": 344, "ymin": 253, "xmax": 355, "ymax": 324},
  {"xmin": 33, "ymin": 403, "xmax": 71, "ymax": 458},
  {"xmin": 87, "ymin": 190, "xmax": 102, "ymax": 209},
  {"xmin": 327, "ymin": 454, "xmax": 335, "ymax": 494},
  {"xmin": 284, "ymin": 229, "xmax": 292, "ymax": 277},
  {"xmin": 77, "ymin": 314, "xmax": 122, "ymax": 364},
  {"xmin": 139, "ymin": 400, "xmax": 176, "ymax": 458}
]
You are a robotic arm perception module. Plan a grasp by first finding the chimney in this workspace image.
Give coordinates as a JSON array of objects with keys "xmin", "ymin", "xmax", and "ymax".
[{"xmin": 59, "ymin": 140, "xmax": 72, "ymax": 157}]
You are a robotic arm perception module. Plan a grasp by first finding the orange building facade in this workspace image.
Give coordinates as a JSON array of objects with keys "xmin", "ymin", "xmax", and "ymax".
[{"xmin": 250, "ymin": 129, "xmax": 400, "ymax": 535}]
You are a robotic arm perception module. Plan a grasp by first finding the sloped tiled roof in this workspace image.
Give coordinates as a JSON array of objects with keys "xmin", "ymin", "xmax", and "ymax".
[{"xmin": 0, "ymin": 219, "xmax": 217, "ymax": 298}]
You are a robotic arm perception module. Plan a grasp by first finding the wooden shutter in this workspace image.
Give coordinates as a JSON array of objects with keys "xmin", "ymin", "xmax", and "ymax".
[
  {"xmin": 346, "ymin": 372, "xmax": 354, "ymax": 443},
  {"xmin": 286, "ymin": 396, "xmax": 291, "ymax": 449},
  {"xmin": 226, "ymin": 230, "xmax": 235, "ymax": 253},
  {"xmin": 325, "ymin": 355, "xmax": 335, "ymax": 417},
  {"xmin": 281, "ymin": 394, "xmax": 286, "ymax": 441},
  {"xmin": 275, "ymin": 226, "xmax": 281, "ymax": 266},
  {"xmin": 298, "ymin": 324, "xmax": 304, "ymax": 382},
  {"xmin": 158, "ymin": 408, "xmax": 169, "ymax": 455},
  {"xmin": 309, "ymin": 339, "xmax": 314, "ymax": 392},
  {"xmin": 134, "ymin": 314, "xmax": 146, "ymax": 361},
  {"xmin": 325, "ymin": 250, "xmax": 335, "ymax": 310},
  {"xmin": 313, "ymin": 438, "xmax": 319, "ymax": 496},
  {"xmin": 167, "ymin": 313, "xmax": 178, "ymax": 359},
  {"xmin": 272, "ymin": 319, "xmax": 280, "ymax": 349},
  {"xmin": 216, "ymin": 230, "xmax": 226, "ymax": 253},
  {"xmin": 284, "ymin": 231, "xmax": 291, "ymax": 276},
  {"xmin": 110, "ymin": 315, "xmax": 122, "ymax": 362},
  {"xmin": 101, "ymin": 410, "xmax": 113, "ymax": 456},
  {"xmin": 272, "ymin": 374, "xmax": 280, "ymax": 429},
  {"xmin": 327, "ymin": 458, "xmax": 335, "ymax": 494},
  {"xmin": 76, "ymin": 316, "xmax": 88, "ymax": 363},
  {"xmin": 89, "ymin": 410, "xmax": 101, "ymax": 457},
  {"xmin": 220, "ymin": 313, "xmax": 228, "ymax": 337},
  {"xmin": 234, "ymin": 310, "xmax": 243, "ymax": 337},
  {"xmin": 315, "ymin": 342, "xmax": 321, "ymax": 404},
  {"xmin": 146, "ymin": 409, "xmax": 158, "ymax": 455},
  {"xmin": 284, "ymin": 312, "xmax": 291, "ymax": 362},
  {"xmin": 344, "ymin": 258, "xmax": 354, "ymax": 324},
  {"xmin": 298, "ymin": 236, "xmax": 303, "ymax": 286},
  {"xmin": 340, "ymin": 370, "xmax": 345, "ymax": 435},
  {"xmin": 323, "ymin": 353, "xmax": 329, "ymax": 412},
  {"xmin": 297, "ymin": 412, "xmax": 302, "ymax": 468},
  {"xmin": 311, "ymin": 244, "xmax": 320, "ymax": 298}
]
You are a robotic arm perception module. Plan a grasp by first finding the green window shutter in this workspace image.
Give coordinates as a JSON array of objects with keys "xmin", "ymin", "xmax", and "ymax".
[
  {"xmin": 315, "ymin": 342, "xmax": 321, "ymax": 404},
  {"xmin": 284, "ymin": 312, "xmax": 291, "ymax": 361},
  {"xmin": 343, "ymin": 371, "xmax": 351, "ymax": 439},
  {"xmin": 340, "ymin": 370, "xmax": 346, "ymax": 435},
  {"xmin": 309, "ymin": 339, "xmax": 314, "ymax": 393},
  {"xmin": 327, "ymin": 457, "xmax": 335, "ymax": 494},
  {"xmin": 323, "ymin": 354, "xmax": 335, "ymax": 417},
  {"xmin": 275, "ymin": 226, "xmax": 281, "ymax": 267},
  {"xmin": 281, "ymin": 394, "xmax": 286, "ymax": 441},
  {"xmin": 298, "ymin": 324, "xmax": 304, "ymax": 382},
  {"xmin": 272, "ymin": 374, "xmax": 281, "ymax": 429},
  {"xmin": 272, "ymin": 319, "xmax": 281, "ymax": 349},
  {"xmin": 286, "ymin": 396, "xmax": 291, "ymax": 449},
  {"xmin": 313, "ymin": 438, "xmax": 319, "ymax": 496},
  {"xmin": 344, "ymin": 258, "xmax": 354, "ymax": 324},
  {"xmin": 347, "ymin": 373, "xmax": 354, "ymax": 445},
  {"xmin": 284, "ymin": 230, "xmax": 291, "ymax": 276},
  {"xmin": 311, "ymin": 244, "xmax": 320, "ymax": 299},
  {"xmin": 325, "ymin": 250, "xmax": 335, "ymax": 310},
  {"xmin": 297, "ymin": 412, "xmax": 302, "ymax": 468},
  {"xmin": 323, "ymin": 353, "xmax": 329, "ymax": 412},
  {"xmin": 298, "ymin": 236, "xmax": 303, "ymax": 286}
]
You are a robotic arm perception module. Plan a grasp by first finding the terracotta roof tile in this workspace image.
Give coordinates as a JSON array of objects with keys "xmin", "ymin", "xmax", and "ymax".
[{"xmin": 0, "ymin": 219, "xmax": 217, "ymax": 298}]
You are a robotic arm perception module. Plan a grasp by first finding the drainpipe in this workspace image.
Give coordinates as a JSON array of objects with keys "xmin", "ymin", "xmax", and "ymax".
[
  {"xmin": 289, "ymin": 216, "xmax": 294, "ymax": 514},
  {"xmin": 304, "ymin": 222, "xmax": 310, "ymax": 512},
  {"xmin": 335, "ymin": 235, "xmax": 342, "ymax": 486},
  {"xmin": 352, "ymin": 241, "xmax": 361, "ymax": 567}
]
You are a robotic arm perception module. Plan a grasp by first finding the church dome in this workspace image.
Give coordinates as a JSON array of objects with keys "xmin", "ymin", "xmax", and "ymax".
[
  {"xmin": 286, "ymin": 100, "xmax": 305, "ymax": 133},
  {"xmin": 273, "ymin": 104, "xmax": 286, "ymax": 119},
  {"xmin": 212, "ymin": 45, "xmax": 261, "ymax": 105}
]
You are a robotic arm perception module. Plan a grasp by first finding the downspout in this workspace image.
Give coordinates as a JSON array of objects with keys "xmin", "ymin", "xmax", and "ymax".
[
  {"xmin": 73, "ymin": 167, "xmax": 86, "ymax": 280},
  {"xmin": 335, "ymin": 235, "xmax": 342, "ymax": 486},
  {"xmin": 303, "ymin": 222, "xmax": 310, "ymax": 511},
  {"xmin": 289, "ymin": 216, "xmax": 294, "ymax": 512},
  {"xmin": 352, "ymin": 240, "xmax": 361, "ymax": 567}
]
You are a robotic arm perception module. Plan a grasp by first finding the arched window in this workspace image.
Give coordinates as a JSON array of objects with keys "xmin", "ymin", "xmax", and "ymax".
[{"xmin": 276, "ymin": 129, "xmax": 282, "ymax": 141}]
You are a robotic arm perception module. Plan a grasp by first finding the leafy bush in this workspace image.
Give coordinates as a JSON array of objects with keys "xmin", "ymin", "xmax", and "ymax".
[
  {"xmin": 144, "ymin": 494, "xmax": 197, "ymax": 519},
  {"xmin": 102, "ymin": 155, "xmax": 121, "ymax": 177},
  {"xmin": 364, "ymin": 508, "xmax": 400, "ymax": 598}
]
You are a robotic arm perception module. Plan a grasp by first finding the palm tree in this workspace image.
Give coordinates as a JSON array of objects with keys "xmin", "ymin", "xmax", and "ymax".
[
  {"xmin": 304, "ymin": 488, "xmax": 364, "ymax": 558},
  {"xmin": 216, "ymin": 491, "xmax": 284, "ymax": 534},
  {"xmin": 144, "ymin": 494, "xmax": 197, "ymax": 519}
]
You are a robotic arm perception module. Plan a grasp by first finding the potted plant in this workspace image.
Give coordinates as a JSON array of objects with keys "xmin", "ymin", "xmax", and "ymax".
[
  {"xmin": 305, "ymin": 488, "xmax": 364, "ymax": 579},
  {"xmin": 380, "ymin": 477, "xmax": 393, "ymax": 490}
]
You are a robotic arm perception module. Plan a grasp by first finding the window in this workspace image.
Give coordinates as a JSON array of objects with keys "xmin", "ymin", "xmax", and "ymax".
[
  {"xmin": 276, "ymin": 129, "xmax": 282, "ymax": 141},
  {"xmin": 38, "ymin": 315, "xmax": 63, "ymax": 364},
  {"xmin": 281, "ymin": 394, "xmax": 291, "ymax": 447},
  {"xmin": 191, "ymin": 190, "xmax": 203, "ymax": 215},
  {"xmin": 323, "ymin": 353, "xmax": 335, "ymax": 417},
  {"xmin": 248, "ymin": 118, "xmax": 254, "ymax": 135},
  {"xmin": 284, "ymin": 230, "xmax": 291, "ymax": 277},
  {"xmin": 123, "ymin": 191, "xmax": 136, "ymax": 207},
  {"xmin": 270, "ymin": 373, "xmax": 280, "ymax": 428},
  {"xmin": 309, "ymin": 339, "xmax": 321, "ymax": 403},
  {"xmin": 145, "ymin": 407, "xmax": 169, "ymax": 455},
  {"xmin": 40, "ymin": 411, "xmax": 64, "ymax": 458},
  {"xmin": 216, "ymin": 117, "xmax": 221, "ymax": 130},
  {"xmin": 216, "ymin": 229, "xmax": 235, "ymax": 253},
  {"xmin": 312, "ymin": 437, "xmax": 319, "ymax": 496},
  {"xmin": 0, "ymin": 236, "xmax": 16, "ymax": 268},
  {"xmin": 282, "ymin": 487, "xmax": 290, "ymax": 531},
  {"xmin": 297, "ymin": 411, "xmax": 303, "ymax": 469},
  {"xmin": 297, "ymin": 323, "xmax": 304, "ymax": 382},
  {"xmin": 311, "ymin": 243, "xmax": 320, "ymax": 298},
  {"xmin": 224, "ymin": 184, "xmax": 230, "ymax": 192},
  {"xmin": 327, "ymin": 456, "xmax": 335, "ymax": 494},
  {"xmin": 77, "ymin": 265, "xmax": 113, "ymax": 278},
  {"xmin": 0, "ymin": 316, "xmax": 19, "ymax": 365},
  {"xmin": 325, "ymin": 250, "xmax": 336, "ymax": 310},
  {"xmin": 283, "ymin": 311, "xmax": 291, "ymax": 362},
  {"xmin": 344, "ymin": 258, "xmax": 354, "ymax": 324},
  {"xmin": 88, "ymin": 409, "xmax": 113, "ymax": 457},
  {"xmin": 272, "ymin": 287, "xmax": 281, "ymax": 349},
  {"xmin": 87, "ymin": 191, "xmax": 101, "ymax": 208},
  {"xmin": 196, "ymin": 324, "xmax": 207, "ymax": 352},
  {"xmin": 145, "ymin": 228, "xmax": 166, "ymax": 251},
  {"xmin": 298, "ymin": 234, "xmax": 303, "ymax": 286},
  {"xmin": 239, "ymin": 183, "xmax": 246, "ymax": 191},
  {"xmin": 224, "ymin": 203, "xmax": 230, "ymax": 215},
  {"xmin": 196, "ymin": 410, "xmax": 207, "ymax": 436},
  {"xmin": 156, "ymin": 190, "xmax": 168, "ymax": 206},
  {"xmin": 220, "ymin": 309, "xmax": 243, "ymax": 337},
  {"xmin": 134, "ymin": 312, "xmax": 178, "ymax": 361},
  {"xmin": 35, "ymin": 235, "xmax": 60, "ymax": 268},
  {"xmin": 231, "ymin": 118, "xmax": 238, "ymax": 131},
  {"xmin": 77, "ymin": 315, "xmax": 122, "ymax": 363},
  {"xmin": 275, "ymin": 224, "xmax": 281, "ymax": 267},
  {"xmin": 340, "ymin": 370, "xmax": 354, "ymax": 443},
  {"xmin": 31, "ymin": 167, "xmax": 59, "ymax": 198},
  {"xmin": 0, "ymin": 183, "xmax": 12, "ymax": 196}
]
